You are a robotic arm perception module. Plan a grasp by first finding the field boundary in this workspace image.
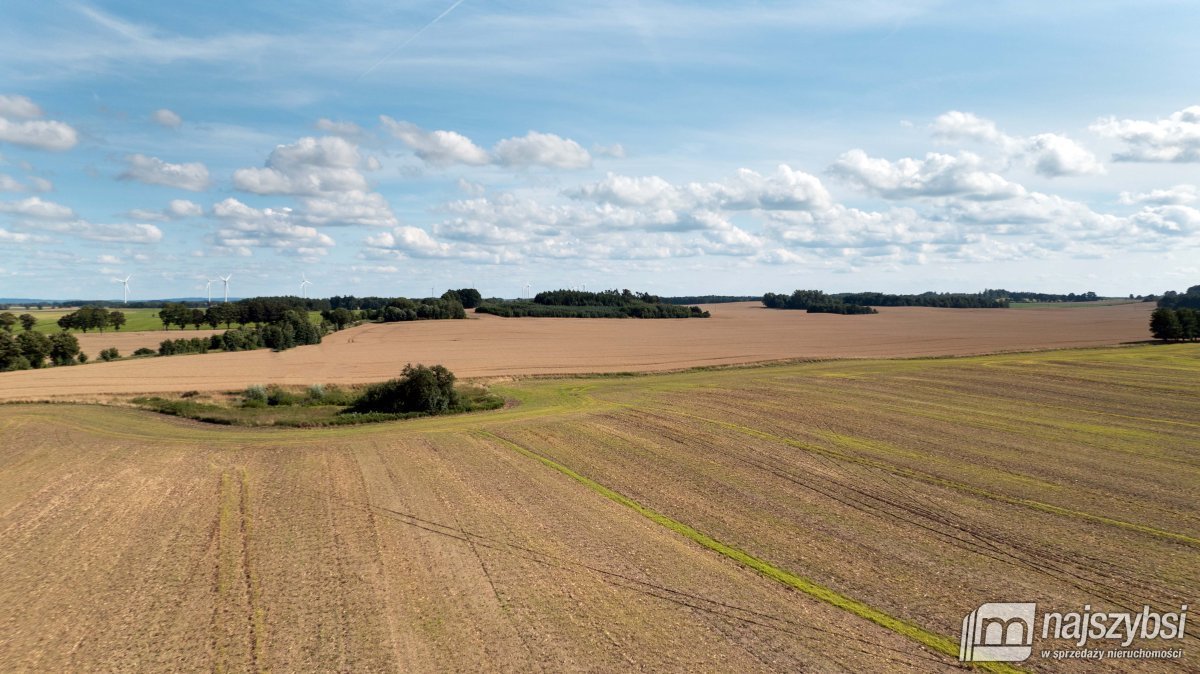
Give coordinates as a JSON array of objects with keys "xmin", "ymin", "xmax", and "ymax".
[{"xmin": 480, "ymin": 430, "xmax": 1027, "ymax": 674}]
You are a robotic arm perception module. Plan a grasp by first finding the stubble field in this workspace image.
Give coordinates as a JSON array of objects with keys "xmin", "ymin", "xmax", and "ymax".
[
  {"xmin": 1, "ymin": 344, "xmax": 1196, "ymax": 672},
  {"xmin": 0, "ymin": 301, "xmax": 1153, "ymax": 400}
]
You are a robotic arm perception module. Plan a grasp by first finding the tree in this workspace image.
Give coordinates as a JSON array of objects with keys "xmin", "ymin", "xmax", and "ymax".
[
  {"xmin": 49, "ymin": 332, "xmax": 81, "ymax": 366},
  {"xmin": 99, "ymin": 347, "xmax": 120, "ymax": 361},
  {"xmin": 0, "ymin": 312, "xmax": 16, "ymax": 332},
  {"xmin": 16, "ymin": 331, "xmax": 51, "ymax": 368},
  {"xmin": 1178, "ymin": 308, "xmax": 1200, "ymax": 341},
  {"xmin": 0, "ymin": 332, "xmax": 28, "ymax": 371},
  {"xmin": 18, "ymin": 313, "xmax": 36, "ymax": 331},
  {"xmin": 1150, "ymin": 307, "xmax": 1184, "ymax": 341},
  {"xmin": 349, "ymin": 364, "xmax": 460, "ymax": 414},
  {"xmin": 108, "ymin": 311, "xmax": 126, "ymax": 331}
]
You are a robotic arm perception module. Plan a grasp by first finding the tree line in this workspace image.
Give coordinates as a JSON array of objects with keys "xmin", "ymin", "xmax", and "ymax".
[
  {"xmin": 477, "ymin": 289, "xmax": 709, "ymax": 318},
  {"xmin": 1157, "ymin": 285, "xmax": 1200, "ymax": 310},
  {"xmin": 1150, "ymin": 307, "xmax": 1199, "ymax": 341},
  {"xmin": 56, "ymin": 306, "xmax": 127, "ymax": 332},
  {"xmin": 980, "ymin": 289, "xmax": 1099, "ymax": 303},
  {"xmin": 159, "ymin": 310, "xmax": 323, "ymax": 356},
  {"xmin": 0, "ymin": 331, "xmax": 82, "ymax": 371},
  {"xmin": 761, "ymin": 291, "xmax": 878, "ymax": 314}
]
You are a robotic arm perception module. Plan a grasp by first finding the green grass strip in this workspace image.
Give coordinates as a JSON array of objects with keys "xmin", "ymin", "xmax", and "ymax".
[{"xmin": 481, "ymin": 430, "xmax": 1026, "ymax": 674}]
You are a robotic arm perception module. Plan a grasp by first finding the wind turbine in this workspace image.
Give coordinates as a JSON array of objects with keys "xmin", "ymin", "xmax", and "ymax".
[
  {"xmin": 523, "ymin": 282, "xmax": 531, "ymax": 298},
  {"xmin": 300, "ymin": 273, "xmax": 312, "ymax": 299},
  {"xmin": 220, "ymin": 274, "xmax": 231, "ymax": 303},
  {"xmin": 205, "ymin": 279, "xmax": 215, "ymax": 305},
  {"xmin": 117, "ymin": 275, "xmax": 131, "ymax": 304}
]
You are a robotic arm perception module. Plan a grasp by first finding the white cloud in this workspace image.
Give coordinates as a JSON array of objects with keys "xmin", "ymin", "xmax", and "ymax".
[
  {"xmin": 0, "ymin": 196, "xmax": 75, "ymax": 219},
  {"xmin": 1128, "ymin": 204, "xmax": 1200, "ymax": 236},
  {"xmin": 456, "ymin": 177, "xmax": 486, "ymax": 196},
  {"xmin": 27, "ymin": 219, "xmax": 163, "ymax": 244},
  {"xmin": 493, "ymin": 131, "xmax": 592, "ymax": 169},
  {"xmin": 1025, "ymin": 133, "xmax": 1104, "ymax": 177},
  {"xmin": 0, "ymin": 95, "xmax": 42, "ymax": 119},
  {"xmin": 0, "ymin": 94, "xmax": 78, "ymax": 151},
  {"xmin": 232, "ymin": 136, "xmax": 369, "ymax": 195},
  {"xmin": 1091, "ymin": 105, "xmax": 1200, "ymax": 162},
  {"xmin": 300, "ymin": 190, "xmax": 398, "ymax": 227},
  {"xmin": 381, "ymin": 117, "xmax": 489, "ymax": 166},
  {"xmin": 933, "ymin": 110, "xmax": 1102, "ymax": 177},
  {"xmin": 570, "ymin": 165, "xmax": 832, "ymax": 212},
  {"xmin": 0, "ymin": 118, "xmax": 78, "ymax": 151},
  {"xmin": 592, "ymin": 143, "xmax": 626, "ymax": 158},
  {"xmin": 166, "ymin": 199, "xmax": 203, "ymax": 217},
  {"xmin": 0, "ymin": 174, "xmax": 25, "ymax": 192},
  {"xmin": 382, "ymin": 118, "xmax": 598, "ymax": 170},
  {"xmin": 315, "ymin": 118, "xmax": 364, "ymax": 138},
  {"xmin": 152, "ymin": 108, "xmax": 183, "ymax": 128},
  {"xmin": 829, "ymin": 150, "xmax": 1024, "ymax": 200},
  {"xmin": 120, "ymin": 154, "xmax": 211, "ymax": 191},
  {"xmin": 211, "ymin": 197, "xmax": 335, "ymax": 256},
  {"xmin": 1119, "ymin": 184, "xmax": 1197, "ymax": 206}
]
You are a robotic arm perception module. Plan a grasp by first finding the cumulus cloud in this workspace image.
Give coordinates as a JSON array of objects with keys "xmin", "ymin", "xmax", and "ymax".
[
  {"xmin": 211, "ymin": 197, "xmax": 335, "ymax": 257},
  {"xmin": 570, "ymin": 165, "xmax": 832, "ymax": 212},
  {"xmin": 152, "ymin": 108, "xmax": 182, "ymax": 128},
  {"xmin": 933, "ymin": 110, "xmax": 1102, "ymax": 177},
  {"xmin": 1128, "ymin": 204, "xmax": 1200, "ymax": 236},
  {"xmin": 1119, "ymin": 184, "xmax": 1197, "ymax": 206},
  {"xmin": 493, "ymin": 132, "xmax": 592, "ymax": 169},
  {"xmin": 381, "ymin": 118, "xmax": 597, "ymax": 170},
  {"xmin": 380, "ymin": 117, "xmax": 489, "ymax": 166},
  {"xmin": 0, "ymin": 196, "xmax": 75, "ymax": 219},
  {"xmin": 232, "ymin": 136, "xmax": 369, "ymax": 195},
  {"xmin": 0, "ymin": 95, "xmax": 42, "ymax": 119},
  {"xmin": 1091, "ymin": 105, "xmax": 1200, "ymax": 162},
  {"xmin": 829, "ymin": 150, "xmax": 1025, "ymax": 200},
  {"xmin": 0, "ymin": 118, "xmax": 78, "ymax": 151},
  {"xmin": 120, "ymin": 154, "xmax": 211, "ymax": 191},
  {"xmin": 300, "ymin": 190, "xmax": 398, "ymax": 227},
  {"xmin": 167, "ymin": 199, "xmax": 203, "ymax": 217}
]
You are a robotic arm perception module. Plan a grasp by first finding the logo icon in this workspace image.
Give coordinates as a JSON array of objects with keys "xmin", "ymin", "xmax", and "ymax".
[{"xmin": 960, "ymin": 602, "xmax": 1037, "ymax": 662}]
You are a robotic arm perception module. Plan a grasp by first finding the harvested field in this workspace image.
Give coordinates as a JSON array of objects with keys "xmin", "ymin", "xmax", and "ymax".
[
  {"xmin": 1, "ymin": 344, "xmax": 1196, "ymax": 672},
  {"xmin": 74, "ymin": 329, "xmax": 223, "ymax": 359},
  {"xmin": 0, "ymin": 301, "xmax": 1153, "ymax": 400}
]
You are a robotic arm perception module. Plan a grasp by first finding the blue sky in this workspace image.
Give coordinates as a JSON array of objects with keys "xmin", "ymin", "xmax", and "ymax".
[{"xmin": 1, "ymin": 1, "xmax": 1199, "ymax": 300}]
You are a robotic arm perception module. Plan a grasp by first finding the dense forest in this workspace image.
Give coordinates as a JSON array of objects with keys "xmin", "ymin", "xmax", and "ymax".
[
  {"xmin": 1157, "ymin": 285, "xmax": 1200, "ymax": 310},
  {"xmin": 764, "ymin": 290, "xmax": 1007, "ymax": 310},
  {"xmin": 476, "ymin": 289, "xmax": 709, "ymax": 318},
  {"xmin": 661, "ymin": 295, "xmax": 759, "ymax": 304},
  {"xmin": 761, "ymin": 291, "xmax": 877, "ymax": 314}
]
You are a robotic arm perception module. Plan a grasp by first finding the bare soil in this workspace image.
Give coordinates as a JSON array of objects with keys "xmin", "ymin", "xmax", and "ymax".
[{"xmin": 0, "ymin": 302, "xmax": 1152, "ymax": 400}]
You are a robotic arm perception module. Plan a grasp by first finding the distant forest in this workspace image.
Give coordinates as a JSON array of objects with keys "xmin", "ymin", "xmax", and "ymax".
[
  {"xmin": 761, "ymin": 291, "xmax": 878, "ymax": 314},
  {"xmin": 477, "ymin": 289, "xmax": 709, "ymax": 318},
  {"xmin": 661, "ymin": 295, "xmax": 759, "ymax": 305}
]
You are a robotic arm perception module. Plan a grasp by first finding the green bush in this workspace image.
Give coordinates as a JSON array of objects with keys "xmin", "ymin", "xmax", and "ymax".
[
  {"xmin": 266, "ymin": 385, "xmax": 301, "ymax": 407},
  {"xmin": 242, "ymin": 384, "xmax": 268, "ymax": 408},
  {"xmin": 348, "ymin": 364, "xmax": 459, "ymax": 415},
  {"xmin": 99, "ymin": 347, "xmax": 120, "ymax": 361},
  {"xmin": 132, "ymin": 347, "xmax": 156, "ymax": 357}
]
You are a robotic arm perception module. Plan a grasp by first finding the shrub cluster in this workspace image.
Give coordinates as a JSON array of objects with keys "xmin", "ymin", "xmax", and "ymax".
[
  {"xmin": 348, "ymin": 364, "xmax": 460, "ymax": 415},
  {"xmin": 56, "ymin": 306, "xmax": 127, "ymax": 332},
  {"xmin": 0, "ymin": 331, "xmax": 80, "ymax": 371}
]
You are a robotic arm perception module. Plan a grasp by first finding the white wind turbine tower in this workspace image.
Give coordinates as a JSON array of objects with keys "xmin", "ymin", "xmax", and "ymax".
[
  {"xmin": 220, "ymin": 274, "xmax": 232, "ymax": 303},
  {"xmin": 300, "ymin": 273, "xmax": 312, "ymax": 299},
  {"xmin": 117, "ymin": 275, "xmax": 131, "ymax": 304},
  {"xmin": 523, "ymin": 282, "xmax": 531, "ymax": 298},
  {"xmin": 205, "ymin": 279, "xmax": 215, "ymax": 305}
]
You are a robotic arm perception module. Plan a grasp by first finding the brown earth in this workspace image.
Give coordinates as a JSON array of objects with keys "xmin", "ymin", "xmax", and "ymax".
[
  {"xmin": 0, "ymin": 301, "xmax": 1152, "ymax": 400},
  {"xmin": 1, "ymin": 345, "xmax": 1195, "ymax": 672}
]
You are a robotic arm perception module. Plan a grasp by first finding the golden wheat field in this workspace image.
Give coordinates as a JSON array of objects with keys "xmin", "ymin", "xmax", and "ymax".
[
  {"xmin": 1, "ymin": 344, "xmax": 1196, "ymax": 672},
  {"xmin": 0, "ymin": 301, "xmax": 1153, "ymax": 401}
]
